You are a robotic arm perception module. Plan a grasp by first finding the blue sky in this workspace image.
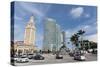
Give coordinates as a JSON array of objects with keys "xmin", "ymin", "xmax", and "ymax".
[{"xmin": 13, "ymin": 1, "xmax": 97, "ymax": 49}]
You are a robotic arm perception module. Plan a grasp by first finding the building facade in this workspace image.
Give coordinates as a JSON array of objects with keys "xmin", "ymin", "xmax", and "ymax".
[
  {"xmin": 59, "ymin": 31, "xmax": 68, "ymax": 55},
  {"xmin": 62, "ymin": 31, "xmax": 66, "ymax": 46},
  {"xmin": 12, "ymin": 16, "xmax": 37, "ymax": 56},
  {"xmin": 43, "ymin": 18, "xmax": 62, "ymax": 52},
  {"xmin": 24, "ymin": 16, "xmax": 36, "ymax": 46}
]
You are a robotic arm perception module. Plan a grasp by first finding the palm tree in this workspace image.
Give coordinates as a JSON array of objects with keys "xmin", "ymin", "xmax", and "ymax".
[
  {"xmin": 70, "ymin": 34, "xmax": 79, "ymax": 48},
  {"xmin": 77, "ymin": 30, "xmax": 85, "ymax": 49}
]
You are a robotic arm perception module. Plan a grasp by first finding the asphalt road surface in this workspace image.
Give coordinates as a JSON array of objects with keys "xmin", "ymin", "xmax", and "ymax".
[{"xmin": 14, "ymin": 53, "xmax": 97, "ymax": 66}]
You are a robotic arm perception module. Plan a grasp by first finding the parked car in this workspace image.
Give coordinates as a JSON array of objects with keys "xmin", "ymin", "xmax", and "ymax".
[
  {"xmin": 80, "ymin": 50, "xmax": 88, "ymax": 54},
  {"xmin": 88, "ymin": 49, "xmax": 93, "ymax": 53},
  {"xmin": 74, "ymin": 52, "xmax": 86, "ymax": 61},
  {"xmin": 16, "ymin": 57, "xmax": 29, "ymax": 63},
  {"xmin": 11, "ymin": 56, "xmax": 19, "ymax": 62},
  {"xmin": 33, "ymin": 54, "xmax": 44, "ymax": 60},
  {"xmin": 56, "ymin": 54, "xmax": 63, "ymax": 59},
  {"xmin": 13, "ymin": 57, "xmax": 19, "ymax": 61},
  {"xmin": 92, "ymin": 49, "xmax": 97, "ymax": 54},
  {"xmin": 69, "ymin": 51, "xmax": 75, "ymax": 57},
  {"xmin": 28, "ymin": 54, "xmax": 34, "ymax": 59}
]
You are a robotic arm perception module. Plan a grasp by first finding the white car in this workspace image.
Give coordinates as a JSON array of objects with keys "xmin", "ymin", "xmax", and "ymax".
[
  {"xmin": 11, "ymin": 56, "xmax": 19, "ymax": 61},
  {"xmin": 74, "ymin": 54, "xmax": 86, "ymax": 61},
  {"xmin": 81, "ymin": 50, "xmax": 88, "ymax": 54},
  {"xmin": 80, "ymin": 55, "xmax": 86, "ymax": 60},
  {"xmin": 88, "ymin": 49, "xmax": 93, "ymax": 53},
  {"xmin": 16, "ymin": 57, "xmax": 29, "ymax": 63},
  {"xmin": 14, "ymin": 57, "xmax": 19, "ymax": 61}
]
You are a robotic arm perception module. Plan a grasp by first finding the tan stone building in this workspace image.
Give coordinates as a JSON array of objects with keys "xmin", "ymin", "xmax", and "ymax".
[
  {"xmin": 12, "ymin": 16, "xmax": 37, "ymax": 55},
  {"xmin": 24, "ymin": 16, "xmax": 36, "ymax": 46}
]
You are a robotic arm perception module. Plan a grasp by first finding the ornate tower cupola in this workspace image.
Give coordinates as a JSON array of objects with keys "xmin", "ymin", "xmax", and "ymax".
[{"xmin": 24, "ymin": 16, "xmax": 36, "ymax": 45}]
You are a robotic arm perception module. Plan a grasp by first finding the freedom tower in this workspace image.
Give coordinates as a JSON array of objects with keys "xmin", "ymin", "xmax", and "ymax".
[{"xmin": 24, "ymin": 16, "xmax": 36, "ymax": 46}]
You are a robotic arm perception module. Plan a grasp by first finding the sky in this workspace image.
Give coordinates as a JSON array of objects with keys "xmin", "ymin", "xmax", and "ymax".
[{"xmin": 12, "ymin": 1, "xmax": 97, "ymax": 49}]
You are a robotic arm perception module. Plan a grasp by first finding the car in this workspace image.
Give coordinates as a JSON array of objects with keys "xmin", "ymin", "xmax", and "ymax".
[
  {"xmin": 33, "ymin": 54, "xmax": 44, "ymax": 60},
  {"xmin": 69, "ymin": 51, "xmax": 75, "ymax": 57},
  {"xmin": 92, "ymin": 49, "xmax": 97, "ymax": 54},
  {"xmin": 11, "ymin": 56, "xmax": 19, "ymax": 62},
  {"xmin": 16, "ymin": 57, "xmax": 29, "ymax": 63},
  {"xmin": 56, "ymin": 54, "xmax": 63, "ymax": 59},
  {"xmin": 80, "ymin": 50, "xmax": 88, "ymax": 54},
  {"xmin": 28, "ymin": 54, "xmax": 34, "ymax": 59},
  {"xmin": 88, "ymin": 49, "xmax": 93, "ymax": 53},
  {"xmin": 13, "ymin": 57, "xmax": 19, "ymax": 61},
  {"xmin": 11, "ymin": 57, "xmax": 17, "ymax": 62},
  {"xmin": 74, "ymin": 52, "xmax": 86, "ymax": 61}
]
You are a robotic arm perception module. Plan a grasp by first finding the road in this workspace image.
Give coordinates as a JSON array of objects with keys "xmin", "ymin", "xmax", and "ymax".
[{"xmin": 14, "ymin": 53, "xmax": 97, "ymax": 66}]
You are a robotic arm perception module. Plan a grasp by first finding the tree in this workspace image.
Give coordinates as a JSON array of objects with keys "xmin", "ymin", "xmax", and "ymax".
[
  {"xmin": 77, "ymin": 30, "xmax": 85, "ymax": 49},
  {"xmin": 77, "ymin": 30, "xmax": 85, "ymax": 35},
  {"xmin": 70, "ymin": 34, "xmax": 79, "ymax": 47},
  {"xmin": 90, "ymin": 41, "xmax": 97, "ymax": 49}
]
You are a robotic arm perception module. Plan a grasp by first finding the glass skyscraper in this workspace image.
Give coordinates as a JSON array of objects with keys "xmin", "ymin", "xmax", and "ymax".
[{"xmin": 43, "ymin": 18, "xmax": 62, "ymax": 52}]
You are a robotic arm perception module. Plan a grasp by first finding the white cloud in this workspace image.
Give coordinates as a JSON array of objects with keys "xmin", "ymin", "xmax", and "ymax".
[
  {"xmin": 70, "ymin": 7, "xmax": 84, "ymax": 18},
  {"xmin": 14, "ymin": 15, "xmax": 23, "ymax": 21},
  {"xmin": 85, "ymin": 34, "xmax": 98, "ymax": 42},
  {"xmin": 18, "ymin": 2, "xmax": 51, "ymax": 17},
  {"xmin": 84, "ymin": 14, "xmax": 90, "ymax": 18},
  {"xmin": 36, "ymin": 34, "xmax": 43, "ymax": 42},
  {"xmin": 83, "ymin": 25, "xmax": 90, "ymax": 30},
  {"xmin": 65, "ymin": 30, "xmax": 73, "ymax": 38},
  {"xmin": 65, "ymin": 22, "xmax": 97, "ymax": 42},
  {"xmin": 14, "ymin": 24, "xmax": 24, "ymax": 41},
  {"xmin": 18, "ymin": 2, "xmax": 44, "ymax": 17}
]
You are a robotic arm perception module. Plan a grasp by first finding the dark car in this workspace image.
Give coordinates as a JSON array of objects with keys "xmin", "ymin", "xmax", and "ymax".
[
  {"xmin": 28, "ymin": 54, "xmax": 34, "ymax": 59},
  {"xmin": 33, "ymin": 54, "xmax": 44, "ymax": 60},
  {"xmin": 56, "ymin": 54, "xmax": 63, "ymax": 59},
  {"xmin": 69, "ymin": 51, "xmax": 75, "ymax": 57},
  {"xmin": 92, "ymin": 49, "xmax": 97, "ymax": 54},
  {"xmin": 74, "ymin": 52, "xmax": 86, "ymax": 61}
]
